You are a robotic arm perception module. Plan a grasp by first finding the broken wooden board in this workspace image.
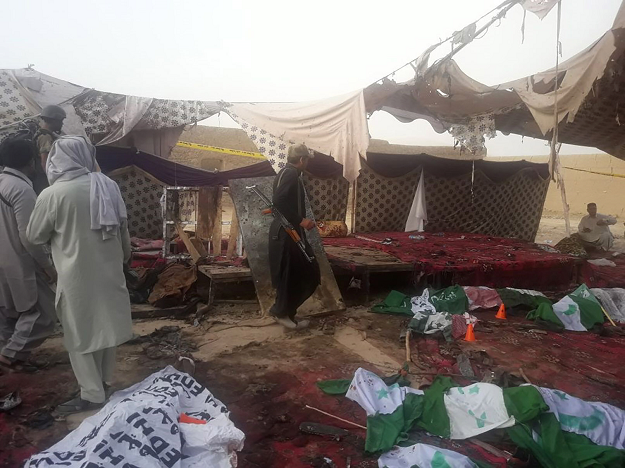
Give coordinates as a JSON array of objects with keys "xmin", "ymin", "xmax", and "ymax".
[{"xmin": 229, "ymin": 176, "xmax": 345, "ymax": 317}]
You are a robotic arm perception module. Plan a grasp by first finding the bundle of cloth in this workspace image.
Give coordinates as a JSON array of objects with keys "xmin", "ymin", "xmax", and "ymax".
[
  {"xmin": 372, "ymin": 284, "xmax": 625, "ymax": 333},
  {"xmin": 319, "ymin": 368, "xmax": 625, "ymax": 467}
]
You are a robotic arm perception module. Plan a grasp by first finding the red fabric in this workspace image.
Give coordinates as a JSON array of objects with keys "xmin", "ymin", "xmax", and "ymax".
[
  {"xmin": 131, "ymin": 237, "xmax": 164, "ymax": 251},
  {"xmin": 324, "ymin": 232, "xmax": 579, "ymax": 290},
  {"xmin": 580, "ymin": 252, "xmax": 625, "ymax": 288},
  {"xmin": 464, "ymin": 286, "xmax": 502, "ymax": 310},
  {"xmin": 468, "ymin": 312, "xmax": 625, "ymax": 407}
]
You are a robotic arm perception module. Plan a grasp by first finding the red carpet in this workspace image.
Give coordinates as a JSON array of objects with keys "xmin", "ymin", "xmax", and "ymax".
[{"xmin": 324, "ymin": 232, "xmax": 580, "ymax": 290}]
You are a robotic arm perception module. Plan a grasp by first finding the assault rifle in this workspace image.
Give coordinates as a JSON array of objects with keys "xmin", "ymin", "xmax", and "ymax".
[{"xmin": 246, "ymin": 185, "xmax": 315, "ymax": 263}]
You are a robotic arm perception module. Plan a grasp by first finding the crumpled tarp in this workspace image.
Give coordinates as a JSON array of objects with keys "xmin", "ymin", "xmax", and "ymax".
[{"xmin": 26, "ymin": 366, "xmax": 245, "ymax": 468}]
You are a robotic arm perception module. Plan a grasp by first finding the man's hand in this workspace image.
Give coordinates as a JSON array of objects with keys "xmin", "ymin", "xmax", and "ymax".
[
  {"xmin": 299, "ymin": 218, "xmax": 316, "ymax": 231},
  {"xmin": 583, "ymin": 228, "xmax": 592, "ymax": 233},
  {"xmin": 44, "ymin": 266, "xmax": 57, "ymax": 284}
]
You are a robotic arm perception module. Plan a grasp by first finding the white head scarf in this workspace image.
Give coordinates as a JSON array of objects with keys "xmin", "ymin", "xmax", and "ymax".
[{"xmin": 47, "ymin": 136, "xmax": 127, "ymax": 240}]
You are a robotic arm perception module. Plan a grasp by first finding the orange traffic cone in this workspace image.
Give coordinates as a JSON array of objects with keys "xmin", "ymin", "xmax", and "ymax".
[
  {"xmin": 496, "ymin": 303, "xmax": 507, "ymax": 320},
  {"xmin": 464, "ymin": 323, "xmax": 476, "ymax": 342}
]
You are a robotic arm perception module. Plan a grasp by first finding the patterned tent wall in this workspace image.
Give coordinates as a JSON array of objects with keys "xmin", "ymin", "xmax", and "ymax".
[
  {"xmin": 303, "ymin": 174, "xmax": 350, "ymax": 221},
  {"xmin": 424, "ymin": 169, "xmax": 550, "ymax": 241},
  {"xmin": 354, "ymin": 163, "xmax": 422, "ymax": 233},
  {"xmin": 354, "ymin": 162, "xmax": 549, "ymax": 241},
  {"xmin": 109, "ymin": 166, "xmax": 165, "ymax": 239}
]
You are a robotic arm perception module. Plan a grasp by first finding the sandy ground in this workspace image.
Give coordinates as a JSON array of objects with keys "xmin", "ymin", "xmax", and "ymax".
[{"xmin": 536, "ymin": 215, "xmax": 625, "ymax": 251}]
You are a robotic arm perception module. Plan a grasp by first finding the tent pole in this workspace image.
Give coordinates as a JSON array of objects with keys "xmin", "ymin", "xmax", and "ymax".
[
  {"xmin": 550, "ymin": 1, "xmax": 570, "ymax": 236},
  {"xmin": 350, "ymin": 179, "xmax": 357, "ymax": 234}
]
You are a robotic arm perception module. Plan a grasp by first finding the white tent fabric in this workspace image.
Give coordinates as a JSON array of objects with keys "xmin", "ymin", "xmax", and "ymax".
[
  {"xmin": 11, "ymin": 69, "xmax": 88, "ymax": 137},
  {"xmin": 521, "ymin": 0, "xmax": 560, "ymax": 20},
  {"xmin": 405, "ymin": 169, "xmax": 427, "ymax": 232},
  {"xmin": 227, "ymin": 90, "xmax": 370, "ymax": 182}
]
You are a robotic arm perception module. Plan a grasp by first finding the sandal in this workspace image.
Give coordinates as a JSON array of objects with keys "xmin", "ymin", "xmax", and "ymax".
[{"xmin": 56, "ymin": 397, "xmax": 104, "ymax": 415}]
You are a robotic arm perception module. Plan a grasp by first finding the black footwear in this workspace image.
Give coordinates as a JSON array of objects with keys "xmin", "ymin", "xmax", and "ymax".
[{"xmin": 56, "ymin": 397, "xmax": 104, "ymax": 415}]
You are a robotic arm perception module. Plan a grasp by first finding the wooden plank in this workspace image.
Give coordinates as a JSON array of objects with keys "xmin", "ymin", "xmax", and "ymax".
[
  {"xmin": 226, "ymin": 210, "xmax": 240, "ymax": 259},
  {"xmin": 324, "ymin": 245, "xmax": 410, "ymax": 270},
  {"xmin": 175, "ymin": 221, "xmax": 202, "ymax": 264},
  {"xmin": 213, "ymin": 189, "xmax": 223, "ymax": 255},
  {"xmin": 198, "ymin": 265, "xmax": 252, "ymax": 280},
  {"xmin": 196, "ymin": 187, "xmax": 212, "ymax": 240},
  {"xmin": 190, "ymin": 238, "xmax": 208, "ymax": 257}
]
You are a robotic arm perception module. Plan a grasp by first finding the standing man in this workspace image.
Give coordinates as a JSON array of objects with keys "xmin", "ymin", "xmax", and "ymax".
[
  {"xmin": 0, "ymin": 139, "xmax": 56, "ymax": 372},
  {"xmin": 268, "ymin": 144, "xmax": 320, "ymax": 329},
  {"xmin": 27, "ymin": 136, "xmax": 132, "ymax": 414},
  {"xmin": 578, "ymin": 202, "xmax": 617, "ymax": 251},
  {"xmin": 32, "ymin": 105, "xmax": 66, "ymax": 195}
]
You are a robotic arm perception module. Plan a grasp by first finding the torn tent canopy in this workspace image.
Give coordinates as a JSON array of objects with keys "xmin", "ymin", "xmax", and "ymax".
[{"xmin": 527, "ymin": 285, "xmax": 605, "ymax": 332}]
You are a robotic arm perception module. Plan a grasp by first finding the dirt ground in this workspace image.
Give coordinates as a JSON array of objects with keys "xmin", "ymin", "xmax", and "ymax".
[
  {"xmin": 2, "ymin": 216, "xmax": 625, "ymax": 467},
  {"xmin": 2, "ymin": 295, "xmax": 624, "ymax": 467}
]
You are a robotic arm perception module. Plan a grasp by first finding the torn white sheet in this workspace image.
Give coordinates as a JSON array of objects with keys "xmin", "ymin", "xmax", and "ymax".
[
  {"xmin": 444, "ymin": 383, "xmax": 515, "ymax": 440},
  {"xmin": 227, "ymin": 90, "xmax": 370, "ymax": 182},
  {"xmin": 379, "ymin": 443, "xmax": 477, "ymax": 468},
  {"xmin": 521, "ymin": 0, "xmax": 560, "ymax": 20},
  {"xmin": 405, "ymin": 169, "xmax": 427, "ymax": 232},
  {"xmin": 536, "ymin": 386, "xmax": 625, "ymax": 449},
  {"xmin": 26, "ymin": 366, "xmax": 245, "ymax": 468}
]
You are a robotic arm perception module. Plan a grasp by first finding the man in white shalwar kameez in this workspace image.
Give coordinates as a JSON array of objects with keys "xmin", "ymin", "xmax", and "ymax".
[
  {"xmin": 578, "ymin": 203, "xmax": 617, "ymax": 252},
  {"xmin": 27, "ymin": 136, "xmax": 132, "ymax": 414}
]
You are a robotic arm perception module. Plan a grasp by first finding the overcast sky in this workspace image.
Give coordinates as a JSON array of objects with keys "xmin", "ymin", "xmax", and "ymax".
[{"xmin": 2, "ymin": 0, "xmax": 621, "ymax": 156}]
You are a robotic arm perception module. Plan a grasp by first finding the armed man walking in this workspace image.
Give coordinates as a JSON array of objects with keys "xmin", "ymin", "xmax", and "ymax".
[{"xmin": 268, "ymin": 144, "xmax": 320, "ymax": 329}]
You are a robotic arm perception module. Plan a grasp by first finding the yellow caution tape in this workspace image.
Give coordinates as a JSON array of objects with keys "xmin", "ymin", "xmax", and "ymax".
[
  {"xmin": 176, "ymin": 141, "xmax": 265, "ymax": 160},
  {"xmin": 564, "ymin": 166, "xmax": 625, "ymax": 179}
]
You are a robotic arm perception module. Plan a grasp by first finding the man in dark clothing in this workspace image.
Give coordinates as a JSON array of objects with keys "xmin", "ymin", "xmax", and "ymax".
[
  {"xmin": 268, "ymin": 144, "xmax": 320, "ymax": 329},
  {"xmin": 32, "ymin": 105, "xmax": 66, "ymax": 195}
]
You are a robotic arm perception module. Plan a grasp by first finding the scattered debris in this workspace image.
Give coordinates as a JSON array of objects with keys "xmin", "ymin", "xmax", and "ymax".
[
  {"xmin": 0, "ymin": 392, "xmax": 21, "ymax": 412},
  {"xmin": 299, "ymin": 422, "xmax": 350, "ymax": 440}
]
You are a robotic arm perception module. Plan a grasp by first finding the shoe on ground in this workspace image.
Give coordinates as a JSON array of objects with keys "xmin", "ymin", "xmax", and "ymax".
[
  {"xmin": 272, "ymin": 316, "xmax": 298, "ymax": 329},
  {"xmin": 56, "ymin": 397, "xmax": 104, "ymax": 415}
]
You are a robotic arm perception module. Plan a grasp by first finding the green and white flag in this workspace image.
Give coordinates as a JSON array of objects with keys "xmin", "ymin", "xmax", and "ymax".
[
  {"xmin": 346, "ymin": 368, "xmax": 424, "ymax": 416},
  {"xmin": 536, "ymin": 386, "xmax": 625, "ymax": 449},
  {"xmin": 343, "ymin": 369, "xmax": 624, "ymax": 465},
  {"xmin": 527, "ymin": 285, "xmax": 604, "ymax": 331},
  {"xmin": 497, "ymin": 288, "xmax": 550, "ymax": 308},
  {"xmin": 379, "ymin": 443, "xmax": 478, "ymax": 468},
  {"xmin": 444, "ymin": 383, "xmax": 516, "ymax": 439}
]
